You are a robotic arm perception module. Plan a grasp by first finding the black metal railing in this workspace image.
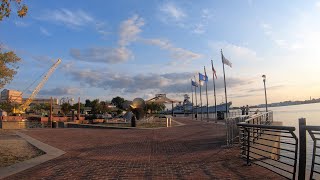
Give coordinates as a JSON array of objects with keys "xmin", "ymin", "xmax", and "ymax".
[
  {"xmin": 306, "ymin": 125, "xmax": 320, "ymax": 180},
  {"xmin": 238, "ymin": 123, "xmax": 298, "ymax": 179}
]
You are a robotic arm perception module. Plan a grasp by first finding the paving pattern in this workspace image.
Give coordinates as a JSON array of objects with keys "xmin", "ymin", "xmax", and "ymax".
[{"xmin": 5, "ymin": 118, "xmax": 284, "ymax": 179}]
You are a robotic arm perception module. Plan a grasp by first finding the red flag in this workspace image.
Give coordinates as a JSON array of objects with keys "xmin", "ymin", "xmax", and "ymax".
[{"xmin": 211, "ymin": 60, "xmax": 217, "ymax": 79}]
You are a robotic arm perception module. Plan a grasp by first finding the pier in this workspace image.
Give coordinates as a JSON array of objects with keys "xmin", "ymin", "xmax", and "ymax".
[{"xmin": 0, "ymin": 117, "xmax": 283, "ymax": 179}]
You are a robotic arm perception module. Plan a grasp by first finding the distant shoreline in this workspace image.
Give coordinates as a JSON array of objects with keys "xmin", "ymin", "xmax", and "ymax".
[{"xmin": 233, "ymin": 101, "xmax": 320, "ymax": 109}]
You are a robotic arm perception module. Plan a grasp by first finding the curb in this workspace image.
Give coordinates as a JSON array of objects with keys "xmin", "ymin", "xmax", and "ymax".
[{"xmin": 0, "ymin": 131, "xmax": 66, "ymax": 179}]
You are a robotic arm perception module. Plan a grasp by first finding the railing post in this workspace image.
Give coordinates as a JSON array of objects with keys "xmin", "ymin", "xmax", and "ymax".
[
  {"xmin": 298, "ymin": 118, "xmax": 306, "ymax": 180},
  {"xmin": 245, "ymin": 127, "xmax": 251, "ymax": 166}
]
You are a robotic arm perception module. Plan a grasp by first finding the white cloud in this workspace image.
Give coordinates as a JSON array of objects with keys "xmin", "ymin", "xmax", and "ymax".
[
  {"xmin": 316, "ymin": 1, "xmax": 320, "ymax": 8},
  {"xmin": 192, "ymin": 9, "xmax": 213, "ymax": 34},
  {"xmin": 160, "ymin": 2, "xmax": 186, "ymax": 21},
  {"xmin": 70, "ymin": 47, "xmax": 133, "ymax": 64},
  {"xmin": 40, "ymin": 26, "xmax": 52, "ymax": 36},
  {"xmin": 38, "ymin": 9, "xmax": 94, "ymax": 28},
  {"xmin": 70, "ymin": 15, "xmax": 145, "ymax": 64},
  {"xmin": 66, "ymin": 70, "xmax": 250, "ymax": 95},
  {"xmin": 14, "ymin": 21, "xmax": 29, "ymax": 27},
  {"xmin": 210, "ymin": 41, "xmax": 261, "ymax": 62},
  {"xmin": 142, "ymin": 38, "xmax": 203, "ymax": 63},
  {"xmin": 193, "ymin": 23, "xmax": 205, "ymax": 34},
  {"xmin": 39, "ymin": 87, "xmax": 80, "ymax": 96},
  {"xmin": 95, "ymin": 22, "xmax": 109, "ymax": 39},
  {"xmin": 260, "ymin": 23, "xmax": 272, "ymax": 35},
  {"xmin": 118, "ymin": 14, "xmax": 145, "ymax": 47}
]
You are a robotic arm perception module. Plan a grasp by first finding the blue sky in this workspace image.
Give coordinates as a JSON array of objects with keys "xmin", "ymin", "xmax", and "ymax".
[{"xmin": 1, "ymin": 0, "xmax": 320, "ymax": 106}]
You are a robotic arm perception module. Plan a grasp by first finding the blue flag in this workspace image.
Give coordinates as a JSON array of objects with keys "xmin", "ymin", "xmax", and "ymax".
[
  {"xmin": 191, "ymin": 80, "xmax": 198, "ymax": 87},
  {"xmin": 199, "ymin": 73, "xmax": 208, "ymax": 82}
]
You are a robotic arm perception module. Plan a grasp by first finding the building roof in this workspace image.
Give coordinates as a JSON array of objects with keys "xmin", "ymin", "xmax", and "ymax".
[{"xmin": 146, "ymin": 94, "xmax": 180, "ymax": 104}]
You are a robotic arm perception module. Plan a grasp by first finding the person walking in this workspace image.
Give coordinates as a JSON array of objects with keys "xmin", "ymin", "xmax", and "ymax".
[{"xmin": 245, "ymin": 105, "xmax": 249, "ymax": 115}]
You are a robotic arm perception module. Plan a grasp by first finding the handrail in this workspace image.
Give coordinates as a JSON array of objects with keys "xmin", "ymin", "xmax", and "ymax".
[
  {"xmin": 305, "ymin": 125, "xmax": 320, "ymax": 180},
  {"xmin": 237, "ymin": 122, "xmax": 296, "ymax": 131},
  {"xmin": 225, "ymin": 111, "xmax": 273, "ymax": 146},
  {"xmin": 238, "ymin": 122, "xmax": 298, "ymax": 179}
]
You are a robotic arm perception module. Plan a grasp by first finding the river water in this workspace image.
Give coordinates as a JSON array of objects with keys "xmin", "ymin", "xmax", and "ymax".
[{"xmin": 267, "ymin": 103, "xmax": 320, "ymax": 127}]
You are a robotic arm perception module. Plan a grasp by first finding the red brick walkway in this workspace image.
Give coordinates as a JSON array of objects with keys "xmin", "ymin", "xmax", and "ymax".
[{"xmin": 5, "ymin": 118, "xmax": 284, "ymax": 179}]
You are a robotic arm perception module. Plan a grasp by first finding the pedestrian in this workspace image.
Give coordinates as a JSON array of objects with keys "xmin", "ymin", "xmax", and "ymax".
[
  {"xmin": 241, "ymin": 106, "xmax": 245, "ymax": 115},
  {"xmin": 245, "ymin": 105, "xmax": 249, "ymax": 115}
]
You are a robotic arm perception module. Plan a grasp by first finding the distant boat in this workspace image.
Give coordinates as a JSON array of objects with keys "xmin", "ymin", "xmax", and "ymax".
[
  {"xmin": 172, "ymin": 94, "xmax": 232, "ymax": 114},
  {"xmin": 197, "ymin": 102, "xmax": 232, "ymax": 113}
]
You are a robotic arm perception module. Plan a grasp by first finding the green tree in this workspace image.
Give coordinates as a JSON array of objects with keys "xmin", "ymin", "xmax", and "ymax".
[
  {"xmin": 111, "ymin": 96, "xmax": 125, "ymax": 109},
  {"xmin": 0, "ymin": 101, "xmax": 13, "ymax": 113},
  {"xmin": 99, "ymin": 101, "xmax": 109, "ymax": 113},
  {"xmin": 91, "ymin": 99, "xmax": 102, "ymax": 115},
  {"xmin": 85, "ymin": 99, "xmax": 91, "ymax": 107},
  {"xmin": 61, "ymin": 102, "xmax": 71, "ymax": 115},
  {"xmin": 72, "ymin": 102, "xmax": 85, "ymax": 113},
  {"xmin": 146, "ymin": 102, "xmax": 166, "ymax": 114},
  {"xmin": 0, "ymin": 0, "xmax": 28, "ymax": 21},
  {"xmin": 0, "ymin": 49, "xmax": 21, "ymax": 88}
]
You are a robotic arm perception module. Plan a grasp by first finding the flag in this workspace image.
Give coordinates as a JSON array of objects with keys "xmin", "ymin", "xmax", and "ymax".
[
  {"xmin": 199, "ymin": 73, "xmax": 208, "ymax": 82},
  {"xmin": 222, "ymin": 53, "xmax": 232, "ymax": 68},
  {"xmin": 211, "ymin": 60, "xmax": 217, "ymax": 79},
  {"xmin": 191, "ymin": 80, "xmax": 198, "ymax": 87}
]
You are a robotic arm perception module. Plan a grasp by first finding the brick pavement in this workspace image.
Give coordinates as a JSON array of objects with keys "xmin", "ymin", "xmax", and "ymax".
[{"xmin": 5, "ymin": 118, "xmax": 284, "ymax": 179}]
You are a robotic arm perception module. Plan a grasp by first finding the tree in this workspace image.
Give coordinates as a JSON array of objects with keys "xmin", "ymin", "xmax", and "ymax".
[
  {"xmin": 146, "ymin": 102, "xmax": 166, "ymax": 114},
  {"xmin": 85, "ymin": 99, "xmax": 91, "ymax": 107},
  {"xmin": 0, "ymin": 101, "xmax": 13, "ymax": 113},
  {"xmin": 30, "ymin": 103, "xmax": 50, "ymax": 114},
  {"xmin": 61, "ymin": 102, "xmax": 71, "ymax": 115},
  {"xmin": 91, "ymin": 99, "xmax": 102, "ymax": 115},
  {"xmin": 99, "ymin": 101, "xmax": 109, "ymax": 113},
  {"xmin": 0, "ymin": 49, "xmax": 21, "ymax": 88},
  {"xmin": 111, "ymin": 96, "xmax": 125, "ymax": 109},
  {"xmin": 72, "ymin": 102, "xmax": 85, "ymax": 114},
  {"xmin": 0, "ymin": 0, "xmax": 28, "ymax": 21}
]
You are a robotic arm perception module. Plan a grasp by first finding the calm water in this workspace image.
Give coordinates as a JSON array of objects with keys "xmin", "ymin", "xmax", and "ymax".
[{"xmin": 267, "ymin": 103, "xmax": 320, "ymax": 127}]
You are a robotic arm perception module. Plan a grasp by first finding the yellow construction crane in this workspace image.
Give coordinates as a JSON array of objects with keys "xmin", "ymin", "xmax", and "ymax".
[{"xmin": 13, "ymin": 59, "xmax": 62, "ymax": 114}]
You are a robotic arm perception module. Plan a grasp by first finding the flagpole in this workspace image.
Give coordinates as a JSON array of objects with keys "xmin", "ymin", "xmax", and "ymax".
[
  {"xmin": 194, "ymin": 75, "xmax": 198, "ymax": 120},
  {"xmin": 221, "ymin": 50, "xmax": 228, "ymax": 119},
  {"xmin": 211, "ymin": 60, "xmax": 217, "ymax": 122},
  {"xmin": 191, "ymin": 79, "xmax": 194, "ymax": 120},
  {"xmin": 199, "ymin": 73, "xmax": 203, "ymax": 121},
  {"xmin": 204, "ymin": 66, "xmax": 209, "ymax": 121}
]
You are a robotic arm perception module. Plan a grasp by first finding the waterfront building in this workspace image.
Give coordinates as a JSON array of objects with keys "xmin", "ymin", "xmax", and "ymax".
[{"xmin": 0, "ymin": 89, "xmax": 23, "ymax": 104}]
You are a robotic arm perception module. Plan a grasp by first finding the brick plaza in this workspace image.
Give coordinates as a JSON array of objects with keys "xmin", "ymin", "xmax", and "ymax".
[{"xmin": 5, "ymin": 118, "xmax": 284, "ymax": 179}]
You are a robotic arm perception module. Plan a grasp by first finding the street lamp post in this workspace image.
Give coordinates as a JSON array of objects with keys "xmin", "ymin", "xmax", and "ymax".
[{"xmin": 262, "ymin": 75, "xmax": 268, "ymax": 112}]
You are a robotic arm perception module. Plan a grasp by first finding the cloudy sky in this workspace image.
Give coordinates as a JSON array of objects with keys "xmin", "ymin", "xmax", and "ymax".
[{"xmin": 1, "ymin": 0, "xmax": 320, "ymax": 106}]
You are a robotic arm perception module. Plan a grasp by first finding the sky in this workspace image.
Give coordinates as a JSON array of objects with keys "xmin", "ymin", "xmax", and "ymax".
[{"xmin": 1, "ymin": 0, "xmax": 320, "ymax": 106}]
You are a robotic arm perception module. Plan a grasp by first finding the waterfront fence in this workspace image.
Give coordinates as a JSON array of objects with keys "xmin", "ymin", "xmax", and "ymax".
[
  {"xmin": 225, "ymin": 111, "xmax": 273, "ymax": 146},
  {"xmin": 306, "ymin": 125, "xmax": 320, "ymax": 180},
  {"xmin": 238, "ymin": 123, "xmax": 298, "ymax": 179},
  {"xmin": 237, "ymin": 118, "xmax": 320, "ymax": 179}
]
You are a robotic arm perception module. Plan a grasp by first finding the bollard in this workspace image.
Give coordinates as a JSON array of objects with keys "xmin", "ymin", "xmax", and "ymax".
[
  {"xmin": 166, "ymin": 118, "xmax": 168, "ymax": 127},
  {"xmin": 169, "ymin": 118, "xmax": 172, "ymax": 127},
  {"xmin": 298, "ymin": 118, "xmax": 306, "ymax": 179}
]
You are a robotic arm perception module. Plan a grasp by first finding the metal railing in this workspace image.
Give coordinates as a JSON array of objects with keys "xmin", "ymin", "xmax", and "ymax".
[
  {"xmin": 238, "ymin": 123, "xmax": 298, "ymax": 179},
  {"xmin": 306, "ymin": 125, "xmax": 320, "ymax": 180},
  {"xmin": 237, "ymin": 118, "xmax": 320, "ymax": 180},
  {"xmin": 226, "ymin": 111, "xmax": 273, "ymax": 146}
]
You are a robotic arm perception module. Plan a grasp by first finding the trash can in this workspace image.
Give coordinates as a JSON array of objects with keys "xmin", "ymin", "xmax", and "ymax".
[
  {"xmin": 217, "ymin": 111, "xmax": 224, "ymax": 120},
  {"xmin": 52, "ymin": 121, "xmax": 57, "ymax": 128}
]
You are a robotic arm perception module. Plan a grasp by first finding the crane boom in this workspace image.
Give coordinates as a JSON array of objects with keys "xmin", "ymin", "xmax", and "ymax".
[{"xmin": 15, "ymin": 59, "xmax": 61, "ymax": 113}]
